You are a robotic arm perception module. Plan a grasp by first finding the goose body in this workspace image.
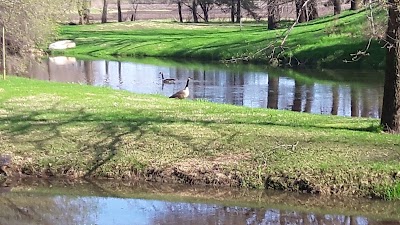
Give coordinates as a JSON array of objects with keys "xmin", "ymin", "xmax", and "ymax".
[
  {"xmin": 169, "ymin": 77, "xmax": 192, "ymax": 99},
  {"xmin": 160, "ymin": 72, "xmax": 175, "ymax": 84}
]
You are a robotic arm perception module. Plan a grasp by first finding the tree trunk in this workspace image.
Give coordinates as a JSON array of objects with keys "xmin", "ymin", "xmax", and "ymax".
[
  {"xmin": 117, "ymin": 0, "xmax": 122, "ymax": 22},
  {"xmin": 331, "ymin": 85, "xmax": 339, "ymax": 115},
  {"xmin": 199, "ymin": 3, "xmax": 209, "ymax": 22},
  {"xmin": 231, "ymin": 0, "xmax": 236, "ymax": 23},
  {"xmin": 178, "ymin": 1, "xmax": 183, "ymax": 23},
  {"xmin": 292, "ymin": 81, "xmax": 303, "ymax": 112},
  {"xmin": 333, "ymin": 0, "xmax": 341, "ymax": 15},
  {"xmin": 78, "ymin": 0, "xmax": 90, "ymax": 25},
  {"xmin": 267, "ymin": 0, "xmax": 279, "ymax": 30},
  {"xmin": 295, "ymin": 0, "xmax": 307, "ymax": 23},
  {"xmin": 304, "ymin": 84, "xmax": 313, "ymax": 113},
  {"xmin": 267, "ymin": 76, "xmax": 279, "ymax": 109},
  {"xmin": 130, "ymin": 1, "xmax": 138, "ymax": 21},
  {"xmin": 101, "ymin": 0, "xmax": 108, "ymax": 23},
  {"xmin": 381, "ymin": 0, "xmax": 400, "ymax": 133},
  {"xmin": 351, "ymin": 87, "xmax": 360, "ymax": 117},
  {"xmin": 192, "ymin": 0, "xmax": 198, "ymax": 23},
  {"xmin": 350, "ymin": 0, "xmax": 362, "ymax": 10},
  {"xmin": 307, "ymin": 0, "xmax": 318, "ymax": 21},
  {"xmin": 236, "ymin": 0, "xmax": 241, "ymax": 23}
]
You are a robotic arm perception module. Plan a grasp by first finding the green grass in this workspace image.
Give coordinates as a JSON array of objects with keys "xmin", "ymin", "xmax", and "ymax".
[
  {"xmin": 0, "ymin": 76, "xmax": 400, "ymax": 200},
  {"xmin": 56, "ymin": 9, "xmax": 386, "ymax": 69}
]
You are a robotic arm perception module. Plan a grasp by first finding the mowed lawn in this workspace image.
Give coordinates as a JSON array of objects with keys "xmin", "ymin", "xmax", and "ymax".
[
  {"xmin": 0, "ymin": 76, "xmax": 399, "ymax": 199},
  {"xmin": 58, "ymin": 9, "xmax": 386, "ymax": 69}
]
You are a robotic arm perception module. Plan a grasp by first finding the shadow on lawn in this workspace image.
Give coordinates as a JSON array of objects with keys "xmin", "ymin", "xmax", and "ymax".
[
  {"xmin": 0, "ymin": 99, "xmax": 382, "ymax": 178},
  {"xmin": 0, "ymin": 104, "xmax": 155, "ymax": 177}
]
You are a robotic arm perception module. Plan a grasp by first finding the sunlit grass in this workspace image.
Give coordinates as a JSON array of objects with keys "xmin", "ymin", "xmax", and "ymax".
[
  {"xmin": 57, "ymin": 10, "xmax": 385, "ymax": 69},
  {"xmin": 0, "ymin": 76, "xmax": 399, "ymax": 199}
]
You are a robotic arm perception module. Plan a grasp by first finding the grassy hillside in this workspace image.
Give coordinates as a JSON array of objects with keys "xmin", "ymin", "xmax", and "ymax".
[
  {"xmin": 1, "ymin": 76, "xmax": 399, "ymax": 199},
  {"xmin": 57, "ymin": 9, "xmax": 386, "ymax": 69}
]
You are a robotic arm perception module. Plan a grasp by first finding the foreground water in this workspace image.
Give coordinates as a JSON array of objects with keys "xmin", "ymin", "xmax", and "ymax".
[
  {"xmin": 1, "ymin": 179, "xmax": 399, "ymax": 225},
  {"xmin": 25, "ymin": 56, "xmax": 384, "ymax": 118}
]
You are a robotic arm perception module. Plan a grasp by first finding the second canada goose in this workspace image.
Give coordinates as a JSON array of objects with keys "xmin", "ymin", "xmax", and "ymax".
[
  {"xmin": 169, "ymin": 77, "xmax": 192, "ymax": 99},
  {"xmin": 160, "ymin": 72, "xmax": 175, "ymax": 84}
]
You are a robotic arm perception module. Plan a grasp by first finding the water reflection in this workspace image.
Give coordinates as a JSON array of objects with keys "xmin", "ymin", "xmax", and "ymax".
[
  {"xmin": 1, "ymin": 180, "xmax": 399, "ymax": 225},
  {"xmin": 26, "ymin": 56, "xmax": 384, "ymax": 118}
]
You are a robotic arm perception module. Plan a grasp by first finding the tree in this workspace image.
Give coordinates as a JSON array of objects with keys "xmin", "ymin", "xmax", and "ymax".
[
  {"xmin": 267, "ymin": 0, "xmax": 279, "ymax": 30},
  {"xmin": 214, "ymin": 0, "xmax": 235, "ymax": 22},
  {"xmin": 77, "ymin": 0, "xmax": 91, "ymax": 24},
  {"xmin": 241, "ymin": 0, "xmax": 259, "ymax": 21},
  {"xmin": 117, "ymin": 0, "xmax": 122, "ymax": 22},
  {"xmin": 307, "ymin": 0, "xmax": 318, "ymax": 21},
  {"xmin": 231, "ymin": 0, "xmax": 236, "ymax": 22},
  {"xmin": 236, "ymin": 0, "xmax": 241, "ymax": 23},
  {"xmin": 295, "ymin": 0, "xmax": 318, "ymax": 22},
  {"xmin": 333, "ymin": 0, "xmax": 341, "ymax": 15},
  {"xmin": 381, "ymin": 0, "xmax": 400, "ymax": 133},
  {"xmin": 295, "ymin": 0, "xmax": 307, "ymax": 23},
  {"xmin": 177, "ymin": 0, "xmax": 184, "ymax": 22},
  {"xmin": 101, "ymin": 0, "xmax": 108, "ymax": 23},
  {"xmin": 350, "ymin": 0, "xmax": 362, "ymax": 10},
  {"xmin": 192, "ymin": 0, "xmax": 199, "ymax": 23},
  {"xmin": 129, "ymin": 0, "xmax": 139, "ymax": 21},
  {"xmin": 199, "ymin": 0, "xmax": 214, "ymax": 22},
  {"xmin": 0, "ymin": 0, "xmax": 71, "ymax": 73}
]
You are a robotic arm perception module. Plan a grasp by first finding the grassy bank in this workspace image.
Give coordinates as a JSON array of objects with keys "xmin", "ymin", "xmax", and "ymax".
[
  {"xmin": 1, "ymin": 76, "xmax": 400, "ymax": 199},
  {"xmin": 57, "ymin": 9, "xmax": 386, "ymax": 69}
]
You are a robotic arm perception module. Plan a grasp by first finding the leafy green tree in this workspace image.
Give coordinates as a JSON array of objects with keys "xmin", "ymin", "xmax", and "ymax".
[
  {"xmin": 0, "ymin": 0, "xmax": 71, "ymax": 73},
  {"xmin": 77, "ymin": 0, "xmax": 91, "ymax": 24}
]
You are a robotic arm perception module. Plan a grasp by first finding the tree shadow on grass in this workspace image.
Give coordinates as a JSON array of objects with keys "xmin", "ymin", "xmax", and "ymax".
[
  {"xmin": 0, "ymin": 103, "xmax": 158, "ymax": 177},
  {"xmin": 0, "ymin": 96, "xmax": 386, "ymax": 179}
]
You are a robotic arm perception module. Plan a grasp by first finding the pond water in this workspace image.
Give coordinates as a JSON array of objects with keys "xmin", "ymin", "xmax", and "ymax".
[
  {"xmin": 25, "ymin": 56, "xmax": 384, "ymax": 118},
  {"xmin": 1, "ymin": 179, "xmax": 399, "ymax": 225}
]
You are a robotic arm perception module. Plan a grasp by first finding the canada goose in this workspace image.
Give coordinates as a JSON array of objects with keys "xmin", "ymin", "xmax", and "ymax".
[
  {"xmin": 169, "ymin": 77, "xmax": 192, "ymax": 99},
  {"xmin": 160, "ymin": 72, "xmax": 175, "ymax": 84}
]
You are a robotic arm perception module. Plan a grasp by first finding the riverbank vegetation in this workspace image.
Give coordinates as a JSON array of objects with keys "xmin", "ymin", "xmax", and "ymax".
[
  {"xmin": 1, "ymin": 76, "xmax": 400, "ymax": 200},
  {"xmin": 57, "ymin": 9, "xmax": 385, "ymax": 69}
]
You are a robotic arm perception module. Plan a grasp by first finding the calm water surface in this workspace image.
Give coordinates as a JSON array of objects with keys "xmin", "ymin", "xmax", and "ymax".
[
  {"xmin": 0, "ymin": 179, "xmax": 399, "ymax": 225},
  {"xmin": 26, "ymin": 56, "xmax": 384, "ymax": 118}
]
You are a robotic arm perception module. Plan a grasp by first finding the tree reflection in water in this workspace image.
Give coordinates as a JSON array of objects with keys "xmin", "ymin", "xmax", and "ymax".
[
  {"xmin": 0, "ymin": 181, "xmax": 399, "ymax": 225},
  {"xmin": 149, "ymin": 203, "xmax": 392, "ymax": 225},
  {"xmin": 0, "ymin": 194, "xmax": 97, "ymax": 225},
  {"xmin": 24, "ymin": 57, "xmax": 385, "ymax": 118}
]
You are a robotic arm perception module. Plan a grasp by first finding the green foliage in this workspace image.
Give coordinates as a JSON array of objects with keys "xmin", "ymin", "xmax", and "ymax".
[
  {"xmin": 0, "ymin": 0, "xmax": 73, "ymax": 72},
  {"xmin": 374, "ymin": 182, "xmax": 400, "ymax": 200},
  {"xmin": 384, "ymin": 183, "xmax": 400, "ymax": 201}
]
